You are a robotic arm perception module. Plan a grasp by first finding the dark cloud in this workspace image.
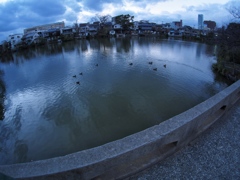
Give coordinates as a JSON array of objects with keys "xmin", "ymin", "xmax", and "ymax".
[
  {"xmin": 125, "ymin": 0, "xmax": 169, "ymax": 8},
  {"xmin": 65, "ymin": 12, "xmax": 79, "ymax": 22},
  {"xmin": 112, "ymin": 9, "xmax": 136, "ymax": 17},
  {"xmin": 82, "ymin": 0, "xmax": 102, "ymax": 11},
  {"xmin": 25, "ymin": 0, "xmax": 66, "ymax": 17},
  {"xmin": 0, "ymin": 1, "xmax": 25, "ymax": 31},
  {"xmin": 81, "ymin": 0, "xmax": 123, "ymax": 11},
  {"xmin": 0, "ymin": 0, "xmax": 82, "ymax": 34},
  {"xmin": 184, "ymin": 3, "xmax": 225, "ymax": 14}
]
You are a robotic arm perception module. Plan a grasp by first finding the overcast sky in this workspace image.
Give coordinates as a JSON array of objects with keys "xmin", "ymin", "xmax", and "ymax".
[{"xmin": 0, "ymin": 0, "xmax": 239, "ymax": 41}]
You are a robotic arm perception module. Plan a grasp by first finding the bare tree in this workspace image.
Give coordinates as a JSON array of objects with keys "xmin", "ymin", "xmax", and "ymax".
[
  {"xmin": 95, "ymin": 14, "xmax": 112, "ymax": 25},
  {"xmin": 90, "ymin": 16, "xmax": 99, "ymax": 23},
  {"xmin": 226, "ymin": 1, "xmax": 240, "ymax": 20}
]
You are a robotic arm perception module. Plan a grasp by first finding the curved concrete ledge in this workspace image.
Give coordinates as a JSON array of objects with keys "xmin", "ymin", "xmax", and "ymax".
[{"xmin": 1, "ymin": 80, "xmax": 240, "ymax": 180}]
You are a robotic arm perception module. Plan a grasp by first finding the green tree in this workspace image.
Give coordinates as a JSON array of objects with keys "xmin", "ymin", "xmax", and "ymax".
[
  {"xmin": 115, "ymin": 14, "xmax": 134, "ymax": 32},
  {"xmin": 213, "ymin": 1, "xmax": 240, "ymax": 81}
]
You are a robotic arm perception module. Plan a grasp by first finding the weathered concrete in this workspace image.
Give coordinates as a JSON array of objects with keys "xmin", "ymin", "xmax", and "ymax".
[
  {"xmin": 127, "ymin": 95, "xmax": 240, "ymax": 179},
  {"xmin": 0, "ymin": 80, "xmax": 240, "ymax": 180}
]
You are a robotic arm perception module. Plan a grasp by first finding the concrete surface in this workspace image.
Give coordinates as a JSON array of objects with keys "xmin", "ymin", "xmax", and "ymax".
[{"xmin": 127, "ymin": 99, "xmax": 240, "ymax": 180}]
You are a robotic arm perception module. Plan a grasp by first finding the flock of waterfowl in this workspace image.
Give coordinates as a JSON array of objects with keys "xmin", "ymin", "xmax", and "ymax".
[
  {"xmin": 129, "ymin": 61, "xmax": 166, "ymax": 70},
  {"xmin": 72, "ymin": 61, "xmax": 166, "ymax": 85},
  {"xmin": 72, "ymin": 74, "xmax": 80, "ymax": 85},
  {"xmin": 72, "ymin": 63, "xmax": 99, "ymax": 85}
]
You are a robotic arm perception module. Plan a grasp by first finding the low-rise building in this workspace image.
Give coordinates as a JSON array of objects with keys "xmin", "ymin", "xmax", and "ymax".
[
  {"xmin": 24, "ymin": 21, "xmax": 65, "ymax": 34},
  {"xmin": 138, "ymin": 20, "xmax": 156, "ymax": 34},
  {"xmin": 79, "ymin": 23, "xmax": 89, "ymax": 37},
  {"xmin": 88, "ymin": 23, "xmax": 100, "ymax": 36},
  {"xmin": 171, "ymin": 20, "xmax": 182, "ymax": 29},
  {"xmin": 204, "ymin": 20, "xmax": 216, "ymax": 30},
  {"xmin": 21, "ymin": 32, "xmax": 41, "ymax": 45},
  {"xmin": 7, "ymin": 34, "xmax": 23, "ymax": 50}
]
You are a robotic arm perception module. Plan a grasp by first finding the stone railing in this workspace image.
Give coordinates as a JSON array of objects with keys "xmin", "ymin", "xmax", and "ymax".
[{"xmin": 0, "ymin": 80, "xmax": 240, "ymax": 180}]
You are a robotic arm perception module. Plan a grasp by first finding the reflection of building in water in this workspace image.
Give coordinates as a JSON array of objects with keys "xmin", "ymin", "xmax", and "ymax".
[{"xmin": 24, "ymin": 21, "xmax": 65, "ymax": 34}]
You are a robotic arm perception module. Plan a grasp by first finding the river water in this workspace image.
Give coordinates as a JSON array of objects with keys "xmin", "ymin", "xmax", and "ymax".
[{"xmin": 0, "ymin": 37, "xmax": 229, "ymax": 165}]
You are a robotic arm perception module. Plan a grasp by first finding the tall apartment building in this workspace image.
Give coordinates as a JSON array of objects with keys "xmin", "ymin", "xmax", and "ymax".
[{"xmin": 198, "ymin": 14, "xmax": 204, "ymax": 30}]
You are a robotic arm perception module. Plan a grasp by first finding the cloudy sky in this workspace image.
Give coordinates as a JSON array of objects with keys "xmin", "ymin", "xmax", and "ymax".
[{"xmin": 0, "ymin": 0, "xmax": 238, "ymax": 41}]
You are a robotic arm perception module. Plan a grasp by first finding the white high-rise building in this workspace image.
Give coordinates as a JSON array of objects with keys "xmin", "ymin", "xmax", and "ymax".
[{"xmin": 198, "ymin": 14, "xmax": 204, "ymax": 30}]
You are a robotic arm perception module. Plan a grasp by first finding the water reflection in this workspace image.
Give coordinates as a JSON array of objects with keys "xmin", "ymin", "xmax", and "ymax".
[
  {"xmin": 0, "ymin": 37, "xmax": 230, "ymax": 165},
  {"xmin": 79, "ymin": 39, "xmax": 89, "ymax": 52},
  {"xmin": 0, "ymin": 105, "xmax": 24, "ymax": 164},
  {"xmin": 116, "ymin": 38, "xmax": 132, "ymax": 53},
  {"xmin": 14, "ymin": 140, "xmax": 28, "ymax": 163},
  {"xmin": 0, "ymin": 70, "xmax": 5, "ymax": 120},
  {"xmin": 205, "ymin": 44, "xmax": 215, "ymax": 56},
  {"xmin": 0, "ymin": 53, "xmax": 14, "ymax": 64}
]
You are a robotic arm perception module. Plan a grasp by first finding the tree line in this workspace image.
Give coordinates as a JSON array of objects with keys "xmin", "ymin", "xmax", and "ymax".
[{"xmin": 213, "ymin": 4, "xmax": 240, "ymax": 82}]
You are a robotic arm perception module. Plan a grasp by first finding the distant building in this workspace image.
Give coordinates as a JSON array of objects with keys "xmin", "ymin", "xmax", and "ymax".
[
  {"xmin": 21, "ymin": 32, "xmax": 41, "ymax": 45},
  {"xmin": 7, "ymin": 34, "xmax": 23, "ymax": 50},
  {"xmin": 112, "ymin": 16, "xmax": 117, "ymax": 25},
  {"xmin": 138, "ymin": 20, "xmax": 156, "ymax": 32},
  {"xmin": 171, "ymin": 20, "xmax": 182, "ymax": 29},
  {"xmin": 24, "ymin": 21, "xmax": 65, "ymax": 34},
  {"xmin": 204, "ymin": 20, "xmax": 216, "ymax": 30},
  {"xmin": 198, "ymin": 14, "xmax": 204, "ymax": 30},
  {"xmin": 162, "ymin": 23, "xmax": 171, "ymax": 29}
]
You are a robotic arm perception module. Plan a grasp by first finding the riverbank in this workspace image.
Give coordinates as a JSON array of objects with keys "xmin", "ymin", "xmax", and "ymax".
[{"xmin": 212, "ymin": 62, "xmax": 240, "ymax": 82}]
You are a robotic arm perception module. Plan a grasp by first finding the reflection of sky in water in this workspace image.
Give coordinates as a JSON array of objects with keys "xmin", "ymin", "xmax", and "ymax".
[{"xmin": 0, "ymin": 38, "xmax": 229, "ymax": 165}]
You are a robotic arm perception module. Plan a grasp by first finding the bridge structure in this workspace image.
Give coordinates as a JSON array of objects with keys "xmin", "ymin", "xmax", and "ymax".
[{"xmin": 0, "ymin": 80, "xmax": 240, "ymax": 180}]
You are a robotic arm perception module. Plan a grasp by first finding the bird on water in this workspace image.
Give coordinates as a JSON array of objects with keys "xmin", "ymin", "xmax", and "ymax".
[
  {"xmin": 153, "ymin": 68, "xmax": 157, "ymax": 71},
  {"xmin": 129, "ymin": 63, "xmax": 133, "ymax": 65},
  {"xmin": 148, "ymin": 62, "xmax": 153, "ymax": 65},
  {"xmin": 73, "ymin": 75, "xmax": 76, "ymax": 78},
  {"xmin": 164, "ymin": 64, "xmax": 166, "ymax": 68}
]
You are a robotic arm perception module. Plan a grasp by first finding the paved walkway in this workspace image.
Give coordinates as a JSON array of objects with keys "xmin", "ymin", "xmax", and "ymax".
[{"xmin": 127, "ymin": 100, "xmax": 240, "ymax": 180}]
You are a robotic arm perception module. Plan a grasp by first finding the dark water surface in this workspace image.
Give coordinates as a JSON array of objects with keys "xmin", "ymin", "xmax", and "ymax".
[{"xmin": 0, "ymin": 37, "xmax": 229, "ymax": 165}]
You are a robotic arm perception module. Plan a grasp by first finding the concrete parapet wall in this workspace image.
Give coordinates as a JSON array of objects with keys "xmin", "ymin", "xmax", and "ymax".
[{"xmin": 1, "ymin": 80, "xmax": 240, "ymax": 180}]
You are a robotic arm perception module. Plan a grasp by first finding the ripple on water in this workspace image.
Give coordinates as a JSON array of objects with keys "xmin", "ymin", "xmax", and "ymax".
[{"xmin": 0, "ymin": 38, "xmax": 229, "ymax": 165}]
